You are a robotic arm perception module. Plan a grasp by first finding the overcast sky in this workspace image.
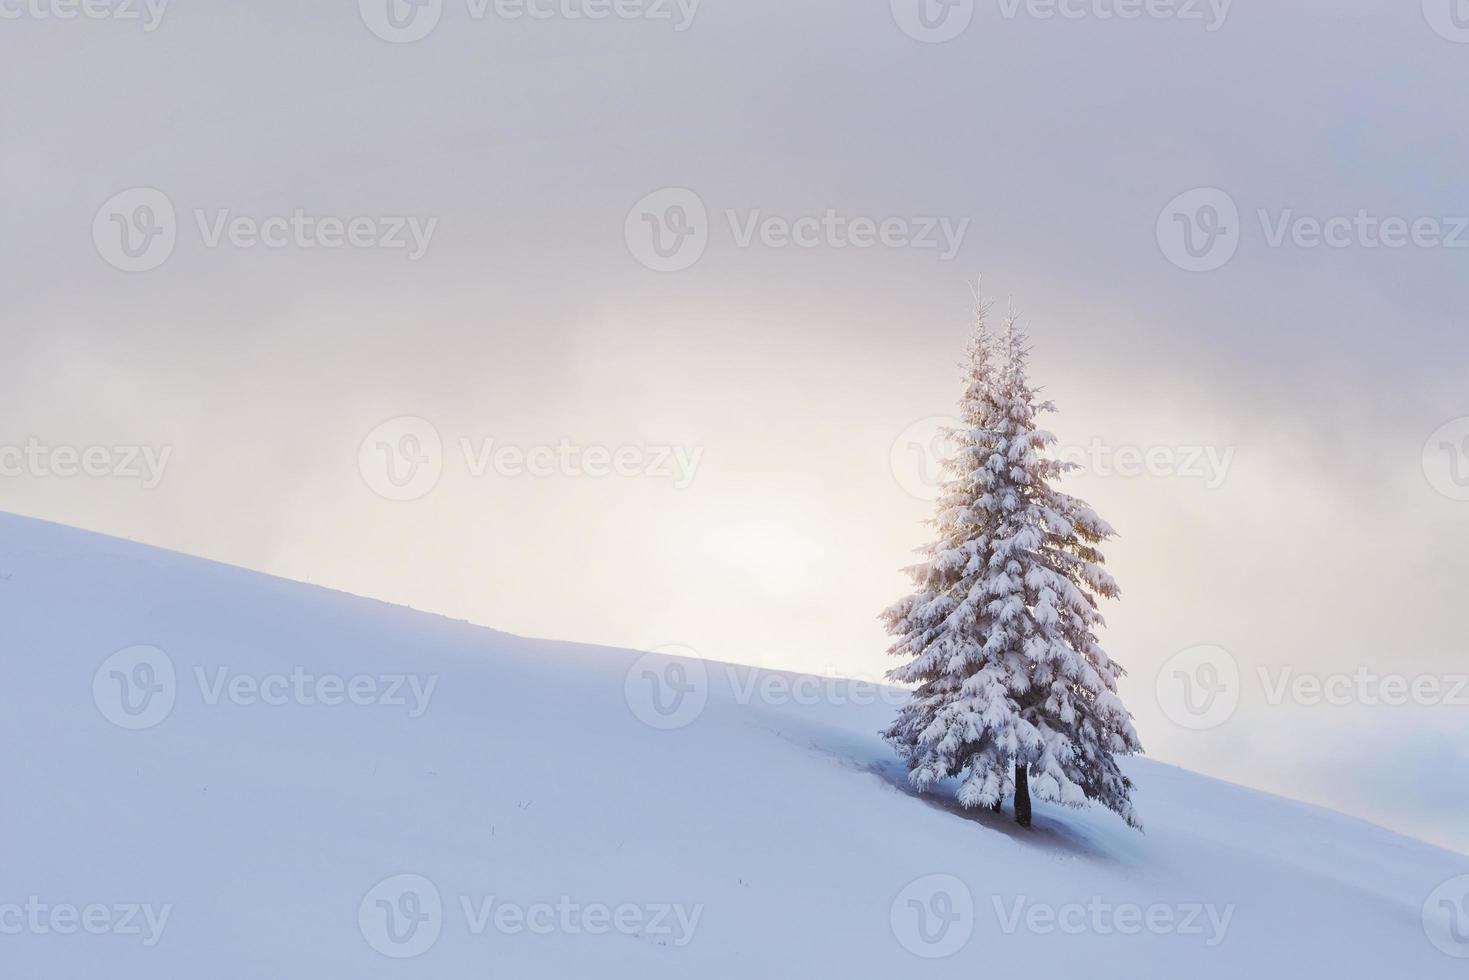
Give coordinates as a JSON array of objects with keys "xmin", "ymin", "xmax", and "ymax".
[{"xmin": 3, "ymin": 0, "xmax": 1467, "ymax": 852}]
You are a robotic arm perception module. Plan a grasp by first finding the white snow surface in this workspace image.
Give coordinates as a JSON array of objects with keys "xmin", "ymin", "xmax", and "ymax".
[{"xmin": 2, "ymin": 511, "xmax": 1465, "ymax": 977}]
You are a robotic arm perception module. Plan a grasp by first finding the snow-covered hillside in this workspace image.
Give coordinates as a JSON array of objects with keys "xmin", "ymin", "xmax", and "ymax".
[{"xmin": 2, "ymin": 511, "xmax": 1465, "ymax": 977}]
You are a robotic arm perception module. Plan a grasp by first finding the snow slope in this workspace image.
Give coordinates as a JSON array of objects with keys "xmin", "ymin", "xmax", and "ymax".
[{"xmin": 2, "ymin": 510, "xmax": 1465, "ymax": 978}]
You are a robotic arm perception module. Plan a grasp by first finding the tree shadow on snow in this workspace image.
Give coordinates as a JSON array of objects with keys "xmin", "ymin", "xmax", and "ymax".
[
  {"xmin": 758, "ymin": 716, "xmax": 1140, "ymax": 866},
  {"xmin": 863, "ymin": 754, "xmax": 1134, "ymax": 864}
]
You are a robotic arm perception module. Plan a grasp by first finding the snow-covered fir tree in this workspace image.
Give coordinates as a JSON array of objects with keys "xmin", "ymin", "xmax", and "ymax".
[{"xmin": 883, "ymin": 303, "xmax": 1143, "ymax": 829}]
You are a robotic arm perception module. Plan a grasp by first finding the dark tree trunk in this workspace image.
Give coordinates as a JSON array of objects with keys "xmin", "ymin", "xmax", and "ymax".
[
  {"xmin": 1014, "ymin": 764, "xmax": 1032, "ymax": 827},
  {"xmin": 989, "ymin": 800, "xmax": 1003, "ymax": 814}
]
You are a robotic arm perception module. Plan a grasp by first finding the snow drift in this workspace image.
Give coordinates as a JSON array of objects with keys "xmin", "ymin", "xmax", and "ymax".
[{"xmin": 1, "ymin": 511, "xmax": 1465, "ymax": 977}]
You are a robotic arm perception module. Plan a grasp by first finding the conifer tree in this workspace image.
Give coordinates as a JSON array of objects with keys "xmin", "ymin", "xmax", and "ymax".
[{"xmin": 883, "ymin": 302, "xmax": 1143, "ymax": 829}]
